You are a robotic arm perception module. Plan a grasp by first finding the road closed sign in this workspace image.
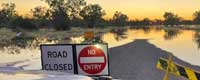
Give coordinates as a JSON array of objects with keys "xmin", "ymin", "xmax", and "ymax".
[
  {"xmin": 76, "ymin": 44, "xmax": 109, "ymax": 76},
  {"xmin": 40, "ymin": 45, "xmax": 74, "ymax": 73}
]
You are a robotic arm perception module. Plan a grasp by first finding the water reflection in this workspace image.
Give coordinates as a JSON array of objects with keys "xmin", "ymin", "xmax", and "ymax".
[
  {"xmin": 11, "ymin": 34, "xmax": 35, "ymax": 48},
  {"xmin": 1, "ymin": 37, "xmax": 58, "ymax": 54},
  {"xmin": 193, "ymin": 30, "xmax": 200, "ymax": 49},
  {"xmin": 130, "ymin": 26, "xmax": 183, "ymax": 41},
  {"xmin": 102, "ymin": 28, "xmax": 200, "ymax": 65},
  {"xmin": 140, "ymin": 26, "xmax": 151, "ymax": 34},
  {"xmin": 110, "ymin": 28, "xmax": 128, "ymax": 41},
  {"xmin": 130, "ymin": 26, "xmax": 151, "ymax": 34},
  {"xmin": 1, "ymin": 27, "xmax": 200, "ymax": 66},
  {"xmin": 163, "ymin": 29, "xmax": 182, "ymax": 40},
  {"xmin": 154, "ymin": 26, "xmax": 163, "ymax": 32}
]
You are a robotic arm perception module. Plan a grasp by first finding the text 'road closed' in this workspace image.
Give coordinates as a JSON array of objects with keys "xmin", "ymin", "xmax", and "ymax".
[{"xmin": 41, "ymin": 45, "xmax": 74, "ymax": 73}]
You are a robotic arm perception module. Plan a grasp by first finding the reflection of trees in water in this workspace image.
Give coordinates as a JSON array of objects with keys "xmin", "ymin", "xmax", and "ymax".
[
  {"xmin": 1, "ymin": 37, "xmax": 58, "ymax": 54},
  {"xmin": 193, "ymin": 31, "xmax": 200, "ymax": 49},
  {"xmin": 11, "ymin": 36, "xmax": 35, "ymax": 48},
  {"xmin": 141, "ymin": 26, "xmax": 151, "ymax": 34},
  {"xmin": 110, "ymin": 28, "xmax": 128, "ymax": 41},
  {"xmin": 154, "ymin": 27, "xmax": 163, "ymax": 32},
  {"xmin": 164, "ymin": 29, "xmax": 181, "ymax": 40},
  {"xmin": 130, "ymin": 26, "xmax": 151, "ymax": 34},
  {"xmin": 82, "ymin": 35, "xmax": 105, "ymax": 43},
  {"xmin": 94, "ymin": 35, "xmax": 105, "ymax": 43}
]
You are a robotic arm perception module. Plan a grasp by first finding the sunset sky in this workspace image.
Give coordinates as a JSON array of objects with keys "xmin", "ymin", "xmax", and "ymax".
[{"xmin": 0, "ymin": 0, "xmax": 200, "ymax": 20}]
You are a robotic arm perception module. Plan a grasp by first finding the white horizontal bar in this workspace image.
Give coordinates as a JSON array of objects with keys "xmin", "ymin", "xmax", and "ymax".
[{"xmin": 80, "ymin": 57, "xmax": 104, "ymax": 63}]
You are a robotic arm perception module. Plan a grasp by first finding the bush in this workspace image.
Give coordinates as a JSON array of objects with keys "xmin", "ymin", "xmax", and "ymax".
[{"xmin": 10, "ymin": 17, "xmax": 37, "ymax": 30}]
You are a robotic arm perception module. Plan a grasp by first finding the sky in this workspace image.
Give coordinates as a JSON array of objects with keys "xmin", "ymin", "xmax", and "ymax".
[{"xmin": 0, "ymin": 0, "xmax": 200, "ymax": 20}]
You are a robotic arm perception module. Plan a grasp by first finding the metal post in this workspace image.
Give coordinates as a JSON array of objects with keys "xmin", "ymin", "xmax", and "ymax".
[{"xmin": 163, "ymin": 53, "xmax": 172, "ymax": 80}]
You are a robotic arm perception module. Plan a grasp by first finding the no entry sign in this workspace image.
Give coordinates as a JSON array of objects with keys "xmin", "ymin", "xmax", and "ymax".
[{"xmin": 76, "ymin": 44, "xmax": 109, "ymax": 75}]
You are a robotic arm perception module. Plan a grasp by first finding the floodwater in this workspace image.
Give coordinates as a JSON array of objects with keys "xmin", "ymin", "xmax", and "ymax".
[
  {"xmin": 0, "ymin": 26, "xmax": 200, "ymax": 68},
  {"xmin": 102, "ymin": 27, "xmax": 200, "ymax": 66}
]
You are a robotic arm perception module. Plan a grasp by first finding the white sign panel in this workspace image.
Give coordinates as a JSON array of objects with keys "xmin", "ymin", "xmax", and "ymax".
[
  {"xmin": 41, "ymin": 45, "xmax": 74, "ymax": 73},
  {"xmin": 76, "ymin": 44, "xmax": 109, "ymax": 76}
]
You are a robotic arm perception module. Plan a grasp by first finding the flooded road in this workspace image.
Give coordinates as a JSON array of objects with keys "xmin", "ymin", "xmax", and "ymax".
[
  {"xmin": 0, "ymin": 26, "xmax": 200, "ymax": 68},
  {"xmin": 102, "ymin": 27, "xmax": 200, "ymax": 66}
]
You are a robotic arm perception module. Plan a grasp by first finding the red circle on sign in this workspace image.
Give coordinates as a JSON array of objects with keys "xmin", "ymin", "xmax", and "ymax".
[{"xmin": 78, "ymin": 46, "xmax": 106, "ymax": 74}]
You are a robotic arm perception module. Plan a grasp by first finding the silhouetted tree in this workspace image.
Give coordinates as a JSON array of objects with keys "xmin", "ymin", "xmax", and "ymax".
[
  {"xmin": 141, "ymin": 18, "xmax": 151, "ymax": 25},
  {"xmin": 80, "ymin": 4, "xmax": 105, "ymax": 28},
  {"xmin": 181, "ymin": 20, "xmax": 192, "ymax": 25},
  {"xmin": 128, "ymin": 19, "xmax": 142, "ymax": 26},
  {"xmin": 10, "ymin": 16, "xmax": 37, "ymax": 30},
  {"xmin": 153, "ymin": 19, "xmax": 163, "ymax": 25},
  {"xmin": 193, "ymin": 10, "xmax": 200, "ymax": 24},
  {"xmin": 163, "ymin": 12, "xmax": 181, "ymax": 26},
  {"xmin": 112, "ymin": 11, "xmax": 128, "ymax": 26},
  {"xmin": 96, "ymin": 18, "xmax": 109, "ymax": 27},
  {"xmin": 31, "ymin": 6, "xmax": 50, "ymax": 27},
  {"xmin": 0, "ymin": 3, "xmax": 17, "ymax": 27},
  {"xmin": 43, "ymin": 0, "xmax": 86, "ymax": 30},
  {"xmin": 70, "ymin": 16, "xmax": 85, "ymax": 27}
]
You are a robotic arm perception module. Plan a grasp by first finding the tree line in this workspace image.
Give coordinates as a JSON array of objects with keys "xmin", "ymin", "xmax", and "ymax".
[{"xmin": 0, "ymin": 0, "xmax": 200, "ymax": 31}]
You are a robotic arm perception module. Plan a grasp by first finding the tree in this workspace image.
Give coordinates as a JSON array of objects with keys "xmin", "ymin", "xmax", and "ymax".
[
  {"xmin": 181, "ymin": 20, "xmax": 192, "ymax": 25},
  {"xmin": 80, "ymin": 4, "xmax": 106, "ymax": 28},
  {"xmin": 193, "ymin": 10, "xmax": 200, "ymax": 24},
  {"xmin": 141, "ymin": 18, "xmax": 151, "ymax": 25},
  {"xmin": 153, "ymin": 19, "xmax": 163, "ymax": 25},
  {"xmin": 163, "ymin": 12, "xmax": 181, "ymax": 26},
  {"xmin": 31, "ymin": 6, "xmax": 50, "ymax": 27},
  {"xmin": 70, "ymin": 16, "xmax": 85, "ymax": 27},
  {"xmin": 0, "ymin": 3, "xmax": 17, "ymax": 27},
  {"xmin": 10, "ymin": 16, "xmax": 37, "ymax": 30},
  {"xmin": 112, "ymin": 11, "xmax": 128, "ymax": 26},
  {"xmin": 43, "ymin": 0, "xmax": 86, "ymax": 30}
]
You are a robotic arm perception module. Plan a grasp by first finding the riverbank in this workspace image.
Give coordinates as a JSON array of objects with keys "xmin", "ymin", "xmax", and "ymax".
[{"xmin": 109, "ymin": 39, "xmax": 200, "ymax": 80}]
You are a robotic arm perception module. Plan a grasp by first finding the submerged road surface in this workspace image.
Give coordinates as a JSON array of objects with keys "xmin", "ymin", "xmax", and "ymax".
[{"xmin": 109, "ymin": 39, "xmax": 200, "ymax": 80}]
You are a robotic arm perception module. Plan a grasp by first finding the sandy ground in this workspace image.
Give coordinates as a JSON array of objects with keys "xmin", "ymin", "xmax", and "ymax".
[{"xmin": 109, "ymin": 39, "xmax": 200, "ymax": 80}]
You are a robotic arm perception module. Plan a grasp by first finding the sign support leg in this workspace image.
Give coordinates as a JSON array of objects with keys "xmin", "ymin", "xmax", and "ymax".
[{"xmin": 163, "ymin": 53, "xmax": 172, "ymax": 80}]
